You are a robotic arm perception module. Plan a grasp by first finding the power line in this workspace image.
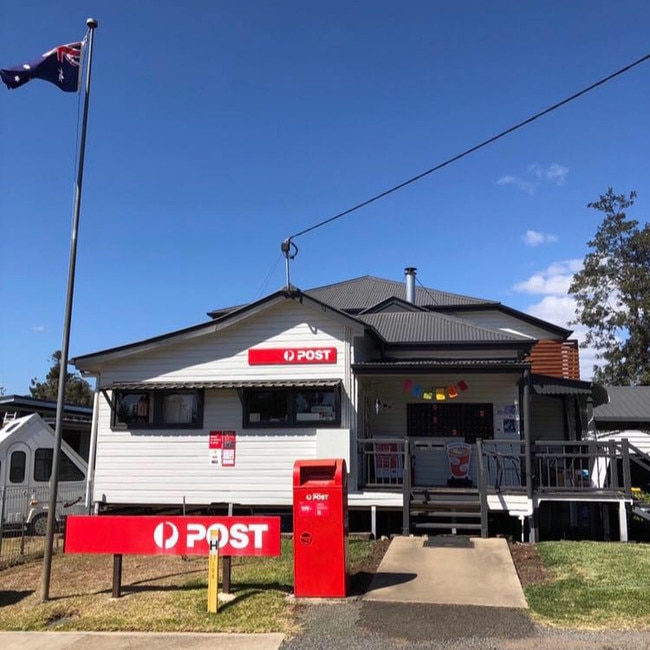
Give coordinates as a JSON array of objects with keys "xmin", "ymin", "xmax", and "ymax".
[{"xmin": 286, "ymin": 53, "xmax": 649, "ymax": 243}]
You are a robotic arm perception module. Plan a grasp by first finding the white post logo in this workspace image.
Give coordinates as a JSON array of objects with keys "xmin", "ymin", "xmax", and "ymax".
[{"xmin": 153, "ymin": 521, "xmax": 179, "ymax": 550}]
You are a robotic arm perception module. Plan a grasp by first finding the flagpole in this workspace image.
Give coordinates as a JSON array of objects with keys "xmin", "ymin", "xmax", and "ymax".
[{"xmin": 41, "ymin": 17, "xmax": 98, "ymax": 602}]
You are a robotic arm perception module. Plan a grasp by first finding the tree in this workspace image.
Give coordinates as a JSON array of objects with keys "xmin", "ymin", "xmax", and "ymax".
[
  {"xmin": 569, "ymin": 189, "xmax": 650, "ymax": 385},
  {"xmin": 30, "ymin": 350, "xmax": 94, "ymax": 406}
]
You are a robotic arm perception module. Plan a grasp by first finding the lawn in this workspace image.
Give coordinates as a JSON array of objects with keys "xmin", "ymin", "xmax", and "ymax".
[
  {"xmin": 522, "ymin": 541, "xmax": 650, "ymax": 629},
  {"xmin": 0, "ymin": 537, "xmax": 383, "ymax": 633},
  {"xmin": 2, "ymin": 538, "xmax": 649, "ymax": 632}
]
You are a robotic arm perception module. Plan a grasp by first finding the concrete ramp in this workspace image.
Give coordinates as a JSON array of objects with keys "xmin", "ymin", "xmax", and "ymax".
[{"xmin": 364, "ymin": 535, "xmax": 528, "ymax": 608}]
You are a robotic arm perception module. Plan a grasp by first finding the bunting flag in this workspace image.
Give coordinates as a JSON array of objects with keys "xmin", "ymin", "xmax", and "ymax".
[{"xmin": 1, "ymin": 41, "xmax": 83, "ymax": 92}]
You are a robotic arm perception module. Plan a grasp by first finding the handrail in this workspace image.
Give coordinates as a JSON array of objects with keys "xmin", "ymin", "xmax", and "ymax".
[
  {"xmin": 357, "ymin": 437, "xmax": 637, "ymax": 496},
  {"xmin": 476, "ymin": 439, "xmax": 488, "ymax": 537},
  {"xmin": 628, "ymin": 442, "xmax": 650, "ymax": 473}
]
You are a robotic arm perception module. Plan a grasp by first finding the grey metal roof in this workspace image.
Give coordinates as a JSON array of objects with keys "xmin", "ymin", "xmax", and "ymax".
[
  {"xmin": 594, "ymin": 386, "xmax": 650, "ymax": 422},
  {"xmin": 304, "ymin": 275, "xmax": 494, "ymax": 312},
  {"xmin": 530, "ymin": 374, "xmax": 608, "ymax": 407},
  {"xmin": 353, "ymin": 359, "xmax": 529, "ymax": 373},
  {"xmin": 101, "ymin": 379, "xmax": 341, "ymax": 391},
  {"xmin": 358, "ymin": 311, "xmax": 532, "ymax": 344}
]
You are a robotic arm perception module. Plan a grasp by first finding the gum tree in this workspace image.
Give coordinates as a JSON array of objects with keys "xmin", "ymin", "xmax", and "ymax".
[{"xmin": 569, "ymin": 189, "xmax": 650, "ymax": 385}]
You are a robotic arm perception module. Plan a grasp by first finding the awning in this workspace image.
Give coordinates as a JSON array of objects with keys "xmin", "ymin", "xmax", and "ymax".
[
  {"xmin": 100, "ymin": 379, "xmax": 342, "ymax": 391},
  {"xmin": 531, "ymin": 374, "xmax": 608, "ymax": 407}
]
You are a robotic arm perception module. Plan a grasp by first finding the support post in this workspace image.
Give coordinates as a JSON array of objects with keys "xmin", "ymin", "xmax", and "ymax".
[
  {"xmin": 112, "ymin": 554, "xmax": 122, "ymax": 598},
  {"xmin": 622, "ymin": 439, "xmax": 632, "ymax": 495},
  {"xmin": 618, "ymin": 500, "xmax": 628, "ymax": 542},
  {"xmin": 522, "ymin": 369, "xmax": 537, "ymax": 542},
  {"xmin": 402, "ymin": 437, "xmax": 411, "ymax": 536},
  {"xmin": 220, "ymin": 502, "xmax": 234, "ymax": 594}
]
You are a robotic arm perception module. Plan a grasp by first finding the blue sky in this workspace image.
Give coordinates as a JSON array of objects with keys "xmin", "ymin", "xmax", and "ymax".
[{"xmin": 1, "ymin": 1, "xmax": 648, "ymax": 394}]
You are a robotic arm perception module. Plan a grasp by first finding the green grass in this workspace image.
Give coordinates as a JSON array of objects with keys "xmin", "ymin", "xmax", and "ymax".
[
  {"xmin": 525, "ymin": 541, "xmax": 650, "ymax": 629},
  {"xmin": 0, "ymin": 538, "xmax": 373, "ymax": 634}
]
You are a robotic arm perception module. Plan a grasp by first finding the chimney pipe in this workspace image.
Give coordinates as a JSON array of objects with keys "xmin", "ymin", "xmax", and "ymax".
[{"xmin": 404, "ymin": 267, "xmax": 417, "ymax": 303}]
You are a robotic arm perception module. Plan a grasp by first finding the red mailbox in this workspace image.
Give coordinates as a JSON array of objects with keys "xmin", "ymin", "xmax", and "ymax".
[{"xmin": 293, "ymin": 458, "xmax": 349, "ymax": 598}]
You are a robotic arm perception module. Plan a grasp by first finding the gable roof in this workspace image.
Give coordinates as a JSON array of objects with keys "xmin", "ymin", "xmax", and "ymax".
[
  {"xmin": 207, "ymin": 274, "xmax": 571, "ymax": 339},
  {"xmin": 72, "ymin": 289, "xmax": 371, "ymax": 370},
  {"xmin": 594, "ymin": 386, "xmax": 650, "ymax": 423},
  {"xmin": 358, "ymin": 311, "xmax": 533, "ymax": 346}
]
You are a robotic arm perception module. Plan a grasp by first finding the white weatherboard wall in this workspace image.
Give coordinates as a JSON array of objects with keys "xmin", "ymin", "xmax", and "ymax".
[
  {"xmin": 92, "ymin": 301, "xmax": 357, "ymax": 508},
  {"xmin": 596, "ymin": 430, "xmax": 650, "ymax": 454},
  {"xmin": 99, "ymin": 300, "xmax": 350, "ymax": 387}
]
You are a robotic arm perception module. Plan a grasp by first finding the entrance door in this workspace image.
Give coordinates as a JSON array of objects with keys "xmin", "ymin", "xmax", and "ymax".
[{"xmin": 3, "ymin": 442, "xmax": 30, "ymax": 525}]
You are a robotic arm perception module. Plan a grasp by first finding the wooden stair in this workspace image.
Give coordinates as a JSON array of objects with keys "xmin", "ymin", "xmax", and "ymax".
[{"xmin": 410, "ymin": 488, "xmax": 485, "ymax": 536}]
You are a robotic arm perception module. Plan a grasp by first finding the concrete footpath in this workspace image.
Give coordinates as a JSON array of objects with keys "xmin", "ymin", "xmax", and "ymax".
[
  {"xmin": 0, "ymin": 631, "xmax": 285, "ymax": 650},
  {"xmin": 364, "ymin": 534, "xmax": 528, "ymax": 607}
]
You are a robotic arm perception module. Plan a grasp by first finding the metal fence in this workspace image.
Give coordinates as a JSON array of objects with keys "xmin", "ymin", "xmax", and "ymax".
[{"xmin": 0, "ymin": 484, "xmax": 86, "ymax": 569}]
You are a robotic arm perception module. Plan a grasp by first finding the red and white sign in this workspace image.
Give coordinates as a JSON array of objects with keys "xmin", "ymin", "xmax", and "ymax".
[
  {"xmin": 248, "ymin": 347, "xmax": 337, "ymax": 365},
  {"xmin": 64, "ymin": 516, "xmax": 281, "ymax": 557},
  {"xmin": 209, "ymin": 430, "xmax": 236, "ymax": 467}
]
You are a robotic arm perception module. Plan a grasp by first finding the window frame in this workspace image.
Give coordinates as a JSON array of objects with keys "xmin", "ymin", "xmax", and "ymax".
[
  {"xmin": 406, "ymin": 402, "xmax": 494, "ymax": 443},
  {"xmin": 243, "ymin": 386, "xmax": 341, "ymax": 428},
  {"xmin": 111, "ymin": 389, "xmax": 204, "ymax": 430},
  {"xmin": 33, "ymin": 448, "xmax": 86, "ymax": 482},
  {"xmin": 9, "ymin": 450, "xmax": 26, "ymax": 484}
]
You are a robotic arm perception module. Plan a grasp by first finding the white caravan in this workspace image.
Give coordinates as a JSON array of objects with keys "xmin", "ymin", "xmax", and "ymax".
[{"xmin": 0, "ymin": 413, "xmax": 88, "ymax": 534}]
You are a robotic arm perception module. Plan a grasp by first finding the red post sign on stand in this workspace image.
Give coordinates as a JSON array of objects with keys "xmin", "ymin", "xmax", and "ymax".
[{"xmin": 64, "ymin": 516, "xmax": 281, "ymax": 556}]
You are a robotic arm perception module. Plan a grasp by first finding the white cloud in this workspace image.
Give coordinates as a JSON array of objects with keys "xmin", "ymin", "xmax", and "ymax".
[
  {"xmin": 522, "ymin": 230, "xmax": 558, "ymax": 246},
  {"xmin": 513, "ymin": 259, "xmax": 582, "ymax": 295},
  {"xmin": 529, "ymin": 163, "xmax": 568, "ymax": 185},
  {"xmin": 498, "ymin": 162, "xmax": 568, "ymax": 194},
  {"xmin": 497, "ymin": 175, "xmax": 537, "ymax": 194},
  {"xmin": 31, "ymin": 325, "xmax": 45, "ymax": 333},
  {"xmin": 514, "ymin": 260, "xmax": 601, "ymax": 380}
]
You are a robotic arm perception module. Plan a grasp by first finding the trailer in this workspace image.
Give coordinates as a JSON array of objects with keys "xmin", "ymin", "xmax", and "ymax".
[{"xmin": 0, "ymin": 413, "xmax": 88, "ymax": 535}]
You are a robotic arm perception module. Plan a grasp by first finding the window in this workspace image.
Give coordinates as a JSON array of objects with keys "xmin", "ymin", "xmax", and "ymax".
[
  {"xmin": 113, "ymin": 390, "xmax": 204, "ymax": 429},
  {"xmin": 244, "ymin": 387, "xmax": 340, "ymax": 428},
  {"xmin": 407, "ymin": 403, "xmax": 494, "ymax": 442},
  {"xmin": 34, "ymin": 448, "xmax": 85, "ymax": 482},
  {"xmin": 9, "ymin": 451, "xmax": 26, "ymax": 483}
]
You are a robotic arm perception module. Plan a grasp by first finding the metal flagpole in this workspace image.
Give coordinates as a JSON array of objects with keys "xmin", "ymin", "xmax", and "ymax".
[{"xmin": 41, "ymin": 17, "xmax": 98, "ymax": 602}]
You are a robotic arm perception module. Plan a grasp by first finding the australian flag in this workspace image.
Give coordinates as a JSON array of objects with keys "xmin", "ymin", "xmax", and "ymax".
[{"xmin": 1, "ymin": 41, "xmax": 83, "ymax": 92}]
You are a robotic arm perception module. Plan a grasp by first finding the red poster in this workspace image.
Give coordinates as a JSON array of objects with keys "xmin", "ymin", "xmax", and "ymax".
[
  {"xmin": 209, "ymin": 431, "xmax": 236, "ymax": 467},
  {"xmin": 65, "ymin": 516, "xmax": 281, "ymax": 556},
  {"xmin": 222, "ymin": 431, "xmax": 236, "ymax": 467}
]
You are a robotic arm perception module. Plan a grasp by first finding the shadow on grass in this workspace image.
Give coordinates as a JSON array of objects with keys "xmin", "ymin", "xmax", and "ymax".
[
  {"xmin": 49, "ymin": 579, "xmax": 293, "ymax": 603},
  {"xmin": 0, "ymin": 590, "xmax": 34, "ymax": 607}
]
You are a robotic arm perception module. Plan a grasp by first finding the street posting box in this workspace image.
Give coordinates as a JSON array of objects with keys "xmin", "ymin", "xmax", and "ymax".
[{"xmin": 292, "ymin": 458, "xmax": 349, "ymax": 598}]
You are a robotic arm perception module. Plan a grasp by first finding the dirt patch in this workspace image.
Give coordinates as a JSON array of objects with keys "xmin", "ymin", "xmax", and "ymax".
[
  {"xmin": 508, "ymin": 540, "xmax": 553, "ymax": 586},
  {"xmin": 348, "ymin": 537, "xmax": 391, "ymax": 595}
]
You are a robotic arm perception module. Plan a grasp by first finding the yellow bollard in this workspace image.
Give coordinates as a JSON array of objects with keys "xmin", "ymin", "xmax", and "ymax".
[{"xmin": 207, "ymin": 528, "xmax": 219, "ymax": 613}]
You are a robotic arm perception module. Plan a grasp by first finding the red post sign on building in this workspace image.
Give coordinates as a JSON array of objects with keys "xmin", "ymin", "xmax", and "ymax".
[{"xmin": 248, "ymin": 347, "xmax": 337, "ymax": 365}]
